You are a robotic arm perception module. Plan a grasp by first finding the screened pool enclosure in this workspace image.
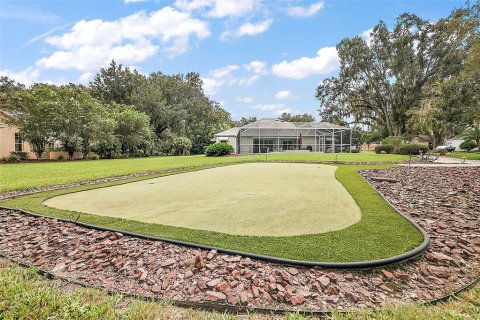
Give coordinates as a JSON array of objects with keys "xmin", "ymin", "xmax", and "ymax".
[{"xmin": 214, "ymin": 119, "xmax": 352, "ymax": 154}]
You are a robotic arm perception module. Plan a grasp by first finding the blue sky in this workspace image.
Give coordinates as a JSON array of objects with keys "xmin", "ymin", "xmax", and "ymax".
[{"xmin": 0, "ymin": 0, "xmax": 464, "ymax": 120}]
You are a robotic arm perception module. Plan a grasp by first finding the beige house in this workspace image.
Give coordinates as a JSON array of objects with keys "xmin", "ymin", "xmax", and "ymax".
[
  {"xmin": 0, "ymin": 111, "xmax": 95, "ymax": 160},
  {"xmin": 0, "ymin": 111, "xmax": 35, "ymax": 159}
]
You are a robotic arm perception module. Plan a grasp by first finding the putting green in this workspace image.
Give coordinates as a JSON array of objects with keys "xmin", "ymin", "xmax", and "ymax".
[{"xmin": 43, "ymin": 163, "xmax": 361, "ymax": 236}]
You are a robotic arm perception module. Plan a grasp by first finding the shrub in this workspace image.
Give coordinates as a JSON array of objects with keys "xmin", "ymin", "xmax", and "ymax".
[
  {"xmin": 171, "ymin": 136, "xmax": 192, "ymax": 156},
  {"xmin": 133, "ymin": 150, "xmax": 145, "ymax": 158},
  {"xmin": 375, "ymin": 144, "xmax": 394, "ymax": 154},
  {"xmin": 204, "ymin": 142, "xmax": 234, "ymax": 156},
  {"xmin": 460, "ymin": 140, "xmax": 477, "ymax": 152},
  {"xmin": 56, "ymin": 155, "xmax": 65, "ymax": 162},
  {"xmin": 5, "ymin": 153, "xmax": 21, "ymax": 163},
  {"xmin": 10, "ymin": 151, "xmax": 29, "ymax": 160},
  {"xmin": 381, "ymin": 136, "xmax": 404, "ymax": 153},
  {"xmin": 397, "ymin": 144, "xmax": 429, "ymax": 155}
]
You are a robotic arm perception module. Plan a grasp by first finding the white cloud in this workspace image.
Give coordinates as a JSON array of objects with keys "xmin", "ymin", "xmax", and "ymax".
[
  {"xmin": 244, "ymin": 60, "xmax": 268, "ymax": 75},
  {"xmin": 272, "ymin": 47, "xmax": 339, "ymax": 79},
  {"xmin": 236, "ymin": 96, "xmax": 254, "ymax": 104},
  {"xmin": 125, "ymin": 0, "xmax": 147, "ymax": 3},
  {"xmin": 202, "ymin": 60, "xmax": 266, "ymax": 95},
  {"xmin": 361, "ymin": 28, "xmax": 374, "ymax": 46},
  {"xmin": 174, "ymin": 0, "xmax": 212, "ymax": 11},
  {"xmin": 287, "ymin": 1, "xmax": 324, "ymax": 18},
  {"xmin": 78, "ymin": 72, "xmax": 93, "ymax": 84},
  {"xmin": 209, "ymin": 0, "xmax": 257, "ymax": 18},
  {"xmin": 0, "ymin": 4, "xmax": 60, "ymax": 24},
  {"xmin": 210, "ymin": 64, "xmax": 239, "ymax": 78},
  {"xmin": 275, "ymin": 90, "xmax": 291, "ymax": 99},
  {"xmin": 201, "ymin": 64, "xmax": 239, "ymax": 95},
  {"xmin": 253, "ymin": 103, "xmax": 291, "ymax": 115},
  {"xmin": 0, "ymin": 67, "xmax": 40, "ymax": 85},
  {"xmin": 238, "ymin": 75, "xmax": 259, "ymax": 86},
  {"xmin": 36, "ymin": 7, "xmax": 210, "ymax": 72},
  {"xmin": 221, "ymin": 19, "xmax": 272, "ymax": 40},
  {"xmin": 174, "ymin": 0, "xmax": 257, "ymax": 18}
]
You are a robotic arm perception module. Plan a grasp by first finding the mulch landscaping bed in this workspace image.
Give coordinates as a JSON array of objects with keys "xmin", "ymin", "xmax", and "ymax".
[{"xmin": 0, "ymin": 166, "xmax": 478, "ymax": 312}]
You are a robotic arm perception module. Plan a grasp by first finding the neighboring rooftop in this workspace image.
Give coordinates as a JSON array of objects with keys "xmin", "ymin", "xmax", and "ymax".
[
  {"xmin": 239, "ymin": 118, "xmax": 349, "ymax": 130},
  {"xmin": 214, "ymin": 127, "xmax": 240, "ymax": 137}
]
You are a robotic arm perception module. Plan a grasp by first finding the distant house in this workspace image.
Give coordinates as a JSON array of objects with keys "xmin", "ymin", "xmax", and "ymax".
[
  {"xmin": 411, "ymin": 134, "xmax": 470, "ymax": 151},
  {"xmin": 0, "ymin": 111, "xmax": 35, "ymax": 159},
  {"xmin": 411, "ymin": 134, "xmax": 432, "ymax": 146},
  {"xmin": 444, "ymin": 136, "xmax": 467, "ymax": 151},
  {"xmin": 214, "ymin": 118, "xmax": 352, "ymax": 154},
  {"xmin": 0, "ymin": 111, "xmax": 95, "ymax": 160}
]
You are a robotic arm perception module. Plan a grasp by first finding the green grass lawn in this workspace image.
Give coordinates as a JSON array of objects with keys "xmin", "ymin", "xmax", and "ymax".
[
  {"xmin": 0, "ymin": 152, "xmax": 408, "ymax": 193},
  {"xmin": 1, "ymin": 259, "xmax": 478, "ymax": 320},
  {"xmin": 447, "ymin": 151, "xmax": 480, "ymax": 160},
  {"xmin": 1, "ymin": 163, "xmax": 423, "ymax": 263}
]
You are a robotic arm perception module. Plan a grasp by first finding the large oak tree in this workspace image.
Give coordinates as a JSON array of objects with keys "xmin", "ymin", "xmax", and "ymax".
[{"xmin": 317, "ymin": 4, "xmax": 479, "ymax": 137}]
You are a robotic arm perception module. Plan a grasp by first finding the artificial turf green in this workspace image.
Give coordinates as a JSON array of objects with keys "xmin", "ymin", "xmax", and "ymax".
[
  {"xmin": 0, "ymin": 153, "xmax": 409, "ymax": 193},
  {"xmin": 43, "ymin": 163, "xmax": 362, "ymax": 237},
  {"xmin": 0, "ymin": 163, "xmax": 423, "ymax": 263}
]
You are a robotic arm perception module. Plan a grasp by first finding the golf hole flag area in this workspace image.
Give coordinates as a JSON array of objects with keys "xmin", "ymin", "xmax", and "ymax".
[{"xmin": 44, "ymin": 163, "xmax": 361, "ymax": 237}]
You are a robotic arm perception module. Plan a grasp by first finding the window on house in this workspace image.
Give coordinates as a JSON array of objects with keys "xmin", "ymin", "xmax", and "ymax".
[{"xmin": 14, "ymin": 133, "xmax": 23, "ymax": 152}]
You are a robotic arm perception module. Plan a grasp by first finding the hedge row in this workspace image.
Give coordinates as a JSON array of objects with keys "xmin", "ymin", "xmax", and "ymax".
[{"xmin": 375, "ymin": 143, "xmax": 428, "ymax": 155}]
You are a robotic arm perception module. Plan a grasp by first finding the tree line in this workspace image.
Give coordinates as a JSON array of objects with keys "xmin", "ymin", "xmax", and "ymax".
[
  {"xmin": 0, "ymin": 61, "xmax": 232, "ymax": 159},
  {"xmin": 317, "ymin": 3, "xmax": 480, "ymax": 148}
]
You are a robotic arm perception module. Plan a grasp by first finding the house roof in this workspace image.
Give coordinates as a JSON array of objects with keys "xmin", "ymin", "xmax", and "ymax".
[
  {"xmin": 213, "ymin": 119, "xmax": 350, "ymax": 138},
  {"xmin": 240, "ymin": 118, "xmax": 349, "ymax": 130},
  {"xmin": 214, "ymin": 127, "xmax": 241, "ymax": 137}
]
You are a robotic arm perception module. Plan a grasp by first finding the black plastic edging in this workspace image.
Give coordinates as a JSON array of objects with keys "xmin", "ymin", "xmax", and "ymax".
[
  {"xmin": 0, "ymin": 200, "xmax": 429, "ymax": 269},
  {"xmin": 0, "ymin": 252, "xmax": 478, "ymax": 317}
]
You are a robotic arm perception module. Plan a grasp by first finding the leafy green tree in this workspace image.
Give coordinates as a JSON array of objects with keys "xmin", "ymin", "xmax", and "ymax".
[
  {"xmin": 278, "ymin": 113, "xmax": 315, "ymax": 122},
  {"xmin": 171, "ymin": 136, "xmax": 192, "ymax": 156},
  {"xmin": 350, "ymin": 127, "xmax": 364, "ymax": 149},
  {"xmin": 363, "ymin": 131, "xmax": 383, "ymax": 147},
  {"xmin": 93, "ymin": 117, "xmax": 120, "ymax": 159},
  {"xmin": 381, "ymin": 136, "xmax": 405, "ymax": 153},
  {"xmin": 317, "ymin": 5, "xmax": 479, "ymax": 136},
  {"xmin": 406, "ymin": 90, "xmax": 455, "ymax": 148},
  {"xmin": 0, "ymin": 76, "xmax": 25, "ymax": 109},
  {"xmin": 2, "ymin": 83, "xmax": 57, "ymax": 159},
  {"xmin": 459, "ymin": 140, "xmax": 477, "ymax": 151},
  {"xmin": 50, "ymin": 85, "xmax": 109, "ymax": 159},
  {"xmin": 232, "ymin": 116, "xmax": 257, "ymax": 126},
  {"xmin": 132, "ymin": 72, "xmax": 231, "ymax": 154},
  {"xmin": 463, "ymin": 123, "xmax": 480, "ymax": 150},
  {"xmin": 433, "ymin": 37, "xmax": 480, "ymax": 127},
  {"xmin": 113, "ymin": 105, "xmax": 152, "ymax": 155},
  {"xmin": 90, "ymin": 60, "xmax": 145, "ymax": 105}
]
